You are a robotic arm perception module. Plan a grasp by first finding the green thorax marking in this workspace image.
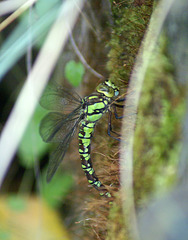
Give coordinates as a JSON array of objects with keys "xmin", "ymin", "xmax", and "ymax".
[{"xmin": 83, "ymin": 94, "xmax": 109, "ymax": 123}]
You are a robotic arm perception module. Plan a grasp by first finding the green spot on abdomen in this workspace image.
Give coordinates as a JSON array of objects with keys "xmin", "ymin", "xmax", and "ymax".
[{"xmin": 81, "ymin": 138, "xmax": 90, "ymax": 147}]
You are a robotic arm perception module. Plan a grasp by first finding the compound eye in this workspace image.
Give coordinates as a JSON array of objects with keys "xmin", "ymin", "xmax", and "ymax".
[{"xmin": 114, "ymin": 90, "xmax": 119, "ymax": 96}]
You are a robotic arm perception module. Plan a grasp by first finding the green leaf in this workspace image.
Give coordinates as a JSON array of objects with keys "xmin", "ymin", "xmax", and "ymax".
[
  {"xmin": 40, "ymin": 170, "xmax": 74, "ymax": 208},
  {"xmin": 18, "ymin": 105, "xmax": 48, "ymax": 169},
  {"xmin": 7, "ymin": 195, "xmax": 27, "ymax": 212},
  {"xmin": 65, "ymin": 60, "xmax": 85, "ymax": 87},
  {"xmin": 0, "ymin": 230, "xmax": 10, "ymax": 240}
]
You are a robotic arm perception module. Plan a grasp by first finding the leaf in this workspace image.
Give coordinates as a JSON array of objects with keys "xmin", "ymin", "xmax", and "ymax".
[
  {"xmin": 65, "ymin": 60, "xmax": 85, "ymax": 87},
  {"xmin": 18, "ymin": 105, "xmax": 48, "ymax": 169},
  {"xmin": 0, "ymin": 195, "xmax": 71, "ymax": 239},
  {"xmin": 40, "ymin": 170, "xmax": 74, "ymax": 208},
  {"xmin": 7, "ymin": 195, "xmax": 27, "ymax": 212}
]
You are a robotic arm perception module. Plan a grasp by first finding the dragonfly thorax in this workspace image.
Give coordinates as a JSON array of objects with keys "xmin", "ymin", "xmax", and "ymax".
[{"xmin": 81, "ymin": 94, "xmax": 110, "ymax": 123}]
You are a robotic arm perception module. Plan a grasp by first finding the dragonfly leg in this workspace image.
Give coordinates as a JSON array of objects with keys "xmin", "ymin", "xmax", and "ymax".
[
  {"xmin": 113, "ymin": 104, "xmax": 124, "ymax": 119},
  {"xmin": 116, "ymin": 97, "xmax": 126, "ymax": 103},
  {"xmin": 114, "ymin": 104, "xmax": 136, "ymax": 119},
  {"xmin": 108, "ymin": 110, "xmax": 121, "ymax": 141}
]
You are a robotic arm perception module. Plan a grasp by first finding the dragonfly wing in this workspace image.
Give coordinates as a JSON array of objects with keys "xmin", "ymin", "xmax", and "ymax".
[
  {"xmin": 39, "ymin": 83, "xmax": 83, "ymax": 182},
  {"xmin": 39, "ymin": 106, "xmax": 82, "ymax": 143},
  {"xmin": 46, "ymin": 118, "xmax": 80, "ymax": 182},
  {"xmin": 40, "ymin": 83, "xmax": 82, "ymax": 112}
]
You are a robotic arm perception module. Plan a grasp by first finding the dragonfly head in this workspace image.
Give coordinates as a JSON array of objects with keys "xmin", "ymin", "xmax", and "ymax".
[{"xmin": 96, "ymin": 79, "xmax": 119, "ymax": 98}]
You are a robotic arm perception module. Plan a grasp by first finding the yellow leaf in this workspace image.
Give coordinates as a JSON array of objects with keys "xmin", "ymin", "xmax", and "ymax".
[{"xmin": 0, "ymin": 195, "xmax": 70, "ymax": 240}]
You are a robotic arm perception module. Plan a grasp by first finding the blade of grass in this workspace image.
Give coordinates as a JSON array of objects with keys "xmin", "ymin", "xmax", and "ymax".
[
  {"xmin": 0, "ymin": 0, "xmax": 85, "ymax": 187},
  {"xmin": 0, "ymin": 0, "xmax": 27, "ymax": 16},
  {"xmin": 0, "ymin": 0, "xmax": 37, "ymax": 30},
  {"xmin": 0, "ymin": 1, "xmax": 61, "ymax": 80}
]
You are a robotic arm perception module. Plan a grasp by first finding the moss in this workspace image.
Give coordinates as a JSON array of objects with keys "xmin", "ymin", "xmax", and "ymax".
[
  {"xmin": 106, "ymin": 195, "xmax": 128, "ymax": 240},
  {"xmin": 133, "ymin": 35, "xmax": 186, "ymax": 205},
  {"xmin": 107, "ymin": 0, "xmax": 154, "ymax": 87}
]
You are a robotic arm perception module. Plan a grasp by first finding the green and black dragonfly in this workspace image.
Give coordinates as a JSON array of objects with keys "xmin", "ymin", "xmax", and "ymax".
[{"xmin": 39, "ymin": 79, "xmax": 124, "ymax": 197}]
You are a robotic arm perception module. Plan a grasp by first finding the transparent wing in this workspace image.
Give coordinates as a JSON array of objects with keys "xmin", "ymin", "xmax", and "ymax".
[
  {"xmin": 46, "ymin": 117, "xmax": 81, "ymax": 182},
  {"xmin": 39, "ymin": 106, "xmax": 82, "ymax": 143},
  {"xmin": 40, "ymin": 82, "xmax": 82, "ymax": 113},
  {"xmin": 39, "ymin": 83, "xmax": 83, "ymax": 181}
]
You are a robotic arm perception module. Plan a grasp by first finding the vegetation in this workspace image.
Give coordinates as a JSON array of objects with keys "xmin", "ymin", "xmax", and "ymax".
[{"xmin": 0, "ymin": 0, "xmax": 186, "ymax": 240}]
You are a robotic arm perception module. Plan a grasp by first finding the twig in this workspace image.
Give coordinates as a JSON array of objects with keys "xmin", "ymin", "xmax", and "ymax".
[{"xmin": 69, "ymin": 31, "xmax": 104, "ymax": 79}]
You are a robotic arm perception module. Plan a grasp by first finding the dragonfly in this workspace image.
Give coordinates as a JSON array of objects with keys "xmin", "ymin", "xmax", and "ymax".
[{"xmin": 39, "ymin": 79, "xmax": 124, "ymax": 198}]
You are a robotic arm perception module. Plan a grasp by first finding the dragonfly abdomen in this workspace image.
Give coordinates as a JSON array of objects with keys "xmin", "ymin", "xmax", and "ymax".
[
  {"xmin": 78, "ymin": 95, "xmax": 112, "ymax": 197},
  {"xmin": 78, "ymin": 121, "xmax": 110, "ymax": 196}
]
